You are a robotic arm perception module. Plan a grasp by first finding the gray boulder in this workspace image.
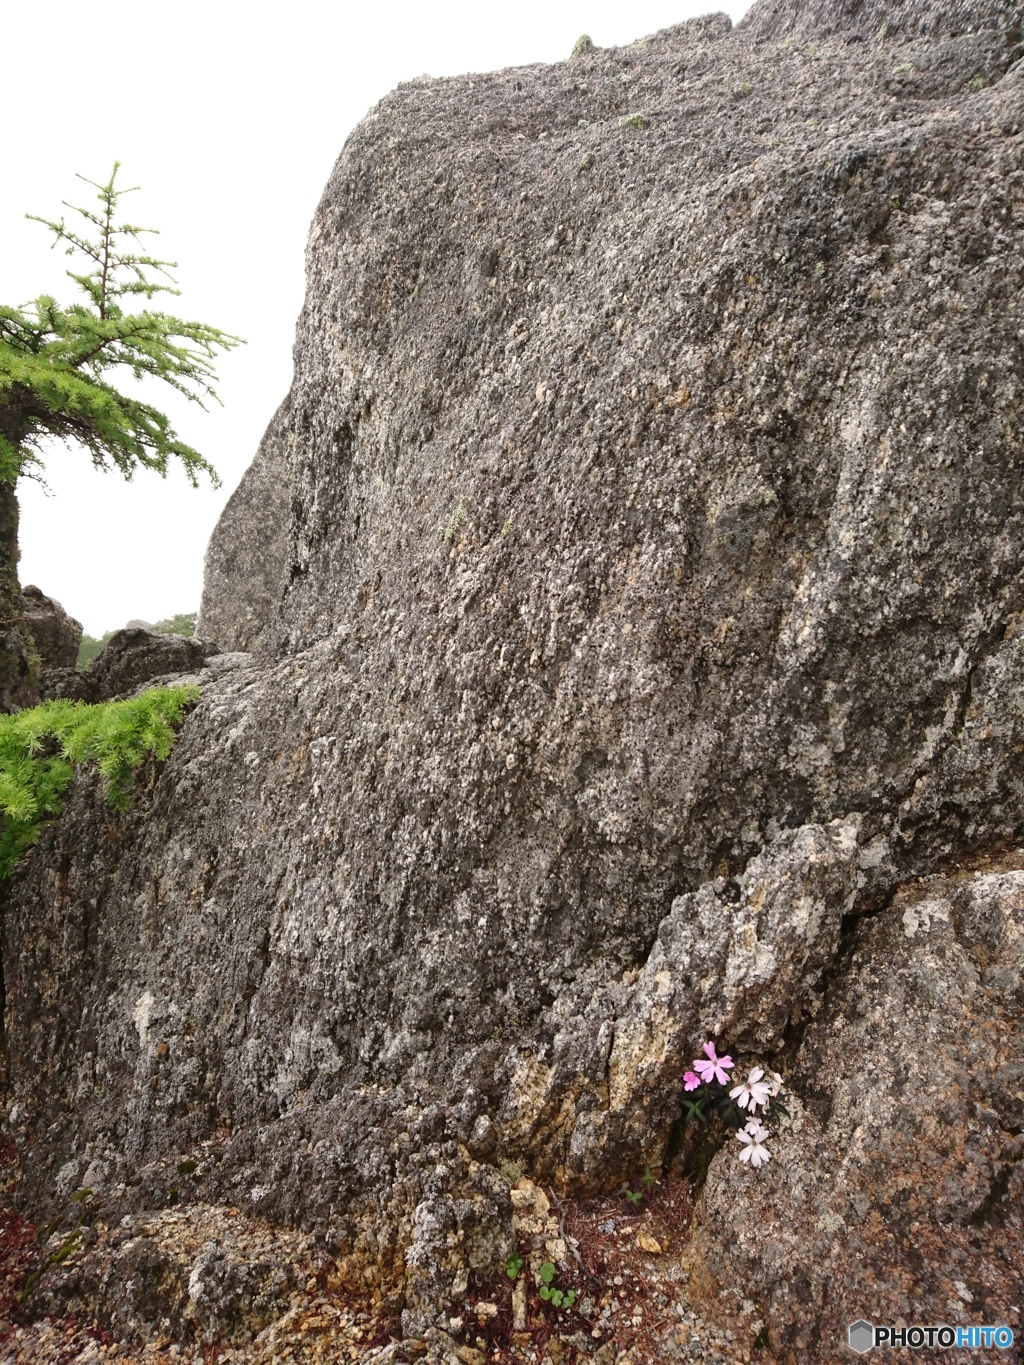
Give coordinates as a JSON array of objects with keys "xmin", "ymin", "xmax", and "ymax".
[
  {"xmin": 43, "ymin": 627, "xmax": 218, "ymax": 704},
  {"xmin": 4, "ymin": 0, "xmax": 1024, "ymax": 1350},
  {"xmin": 84, "ymin": 628, "xmax": 217, "ymax": 700},
  {"xmin": 20, "ymin": 584, "xmax": 82, "ymax": 674}
]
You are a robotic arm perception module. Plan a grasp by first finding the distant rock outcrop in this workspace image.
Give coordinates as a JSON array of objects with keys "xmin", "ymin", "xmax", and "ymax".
[
  {"xmin": 4, "ymin": 0, "xmax": 1024, "ymax": 1355},
  {"xmin": 20, "ymin": 584, "xmax": 82, "ymax": 673},
  {"xmin": 42, "ymin": 627, "xmax": 220, "ymax": 704},
  {"xmin": 81, "ymin": 628, "xmax": 217, "ymax": 700}
]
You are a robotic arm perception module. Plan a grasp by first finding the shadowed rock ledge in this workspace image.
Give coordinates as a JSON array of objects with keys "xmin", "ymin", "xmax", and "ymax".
[{"xmin": 3, "ymin": 0, "xmax": 1023, "ymax": 1357}]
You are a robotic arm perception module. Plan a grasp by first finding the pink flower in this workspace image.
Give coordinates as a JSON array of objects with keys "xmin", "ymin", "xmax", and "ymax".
[
  {"xmin": 683, "ymin": 1071, "xmax": 701, "ymax": 1091},
  {"xmin": 691, "ymin": 1041, "xmax": 735, "ymax": 1086}
]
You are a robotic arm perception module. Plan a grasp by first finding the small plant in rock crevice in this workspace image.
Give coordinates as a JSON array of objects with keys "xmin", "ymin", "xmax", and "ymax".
[
  {"xmin": 622, "ymin": 1165, "xmax": 661, "ymax": 1207},
  {"xmin": 443, "ymin": 495, "xmax": 468, "ymax": 542},
  {"xmin": 681, "ymin": 1040, "xmax": 788, "ymax": 1169}
]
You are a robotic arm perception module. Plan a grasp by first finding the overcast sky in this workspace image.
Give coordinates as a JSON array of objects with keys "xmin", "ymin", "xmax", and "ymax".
[{"xmin": 4, "ymin": 0, "xmax": 751, "ymax": 636}]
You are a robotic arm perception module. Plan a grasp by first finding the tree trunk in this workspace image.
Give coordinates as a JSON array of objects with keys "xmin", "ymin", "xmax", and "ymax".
[{"xmin": 0, "ymin": 480, "xmax": 38, "ymax": 713}]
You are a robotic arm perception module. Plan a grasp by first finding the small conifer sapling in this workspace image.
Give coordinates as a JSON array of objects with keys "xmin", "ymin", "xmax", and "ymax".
[{"xmin": 0, "ymin": 164, "xmax": 241, "ymax": 707}]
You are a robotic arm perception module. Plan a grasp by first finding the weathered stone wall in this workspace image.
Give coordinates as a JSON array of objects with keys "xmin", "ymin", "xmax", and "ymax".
[{"xmin": 3, "ymin": 0, "xmax": 1023, "ymax": 1350}]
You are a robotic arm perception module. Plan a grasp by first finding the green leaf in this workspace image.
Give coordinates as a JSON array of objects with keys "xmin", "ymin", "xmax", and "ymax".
[
  {"xmin": 538, "ymin": 1262, "xmax": 555, "ymax": 1285},
  {"xmin": 563, "ymin": 1290, "xmax": 576, "ymax": 1307},
  {"xmin": 539, "ymin": 1285, "xmax": 552, "ymax": 1301},
  {"xmin": 505, "ymin": 1253, "xmax": 523, "ymax": 1279},
  {"xmin": 682, "ymin": 1098, "xmax": 708, "ymax": 1126}
]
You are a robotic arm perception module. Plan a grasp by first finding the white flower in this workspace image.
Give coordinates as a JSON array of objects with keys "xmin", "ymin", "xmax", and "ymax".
[
  {"xmin": 729, "ymin": 1067, "xmax": 771, "ymax": 1111},
  {"xmin": 766, "ymin": 1070, "xmax": 784, "ymax": 1097},
  {"xmin": 736, "ymin": 1123, "xmax": 772, "ymax": 1167}
]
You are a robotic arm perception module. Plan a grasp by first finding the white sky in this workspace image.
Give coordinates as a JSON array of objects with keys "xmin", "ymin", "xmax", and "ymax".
[{"xmin": 4, "ymin": 0, "xmax": 751, "ymax": 637}]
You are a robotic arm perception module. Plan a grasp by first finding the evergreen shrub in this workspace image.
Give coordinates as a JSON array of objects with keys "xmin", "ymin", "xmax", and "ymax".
[{"xmin": 0, "ymin": 684, "xmax": 198, "ymax": 878}]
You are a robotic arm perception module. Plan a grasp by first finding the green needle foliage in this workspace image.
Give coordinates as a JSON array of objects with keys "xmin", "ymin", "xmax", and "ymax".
[
  {"xmin": 0, "ymin": 163, "xmax": 241, "ymax": 485},
  {"xmin": 0, "ymin": 684, "xmax": 198, "ymax": 879}
]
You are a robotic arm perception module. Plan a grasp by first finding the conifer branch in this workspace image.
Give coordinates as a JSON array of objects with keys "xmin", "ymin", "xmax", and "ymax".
[{"xmin": 1, "ymin": 163, "xmax": 242, "ymax": 489}]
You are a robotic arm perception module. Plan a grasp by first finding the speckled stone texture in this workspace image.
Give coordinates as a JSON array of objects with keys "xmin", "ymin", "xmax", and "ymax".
[
  {"xmin": 197, "ymin": 398, "xmax": 294, "ymax": 656},
  {"xmin": 3, "ymin": 0, "xmax": 1024, "ymax": 1351}
]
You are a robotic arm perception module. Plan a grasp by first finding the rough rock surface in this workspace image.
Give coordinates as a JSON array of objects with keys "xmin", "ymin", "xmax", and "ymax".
[
  {"xmin": 686, "ymin": 858, "xmax": 1024, "ymax": 1355},
  {"xmin": 197, "ymin": 398, "xmax": 295, "ymax": 655},
  {"xmin": 497, "ymin": 818, "xmax": 861, "ymax": 1182},
  {"xmin": 3, "ymin": 0, "xmax": 1024, "ymax": 1355},
  {"xmin": 43, "ymin": 627, "xmax": 220, "ymax": 704},
  {"xmin": 19, "ymin": 585, "xmax": 82, "ymax": 674}
]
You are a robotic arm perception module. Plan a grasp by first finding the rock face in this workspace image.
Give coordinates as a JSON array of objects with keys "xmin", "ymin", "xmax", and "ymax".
[
  {"xmin": 686, "ymin": 859, "xmax": 1024, "ymax": 1354},
  {"xmin": 4, "ymin": 0, "xmax": 1024, "ymax": 1353},
  {"xmin": 197, "ymin": 398, "xmax": 294, "ymax": 655}
]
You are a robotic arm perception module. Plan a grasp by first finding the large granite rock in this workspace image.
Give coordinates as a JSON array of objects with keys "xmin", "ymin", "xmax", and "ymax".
[{"xmin": 3, "ymin": 0, "xmax": 1024, "ymax": 1352}]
